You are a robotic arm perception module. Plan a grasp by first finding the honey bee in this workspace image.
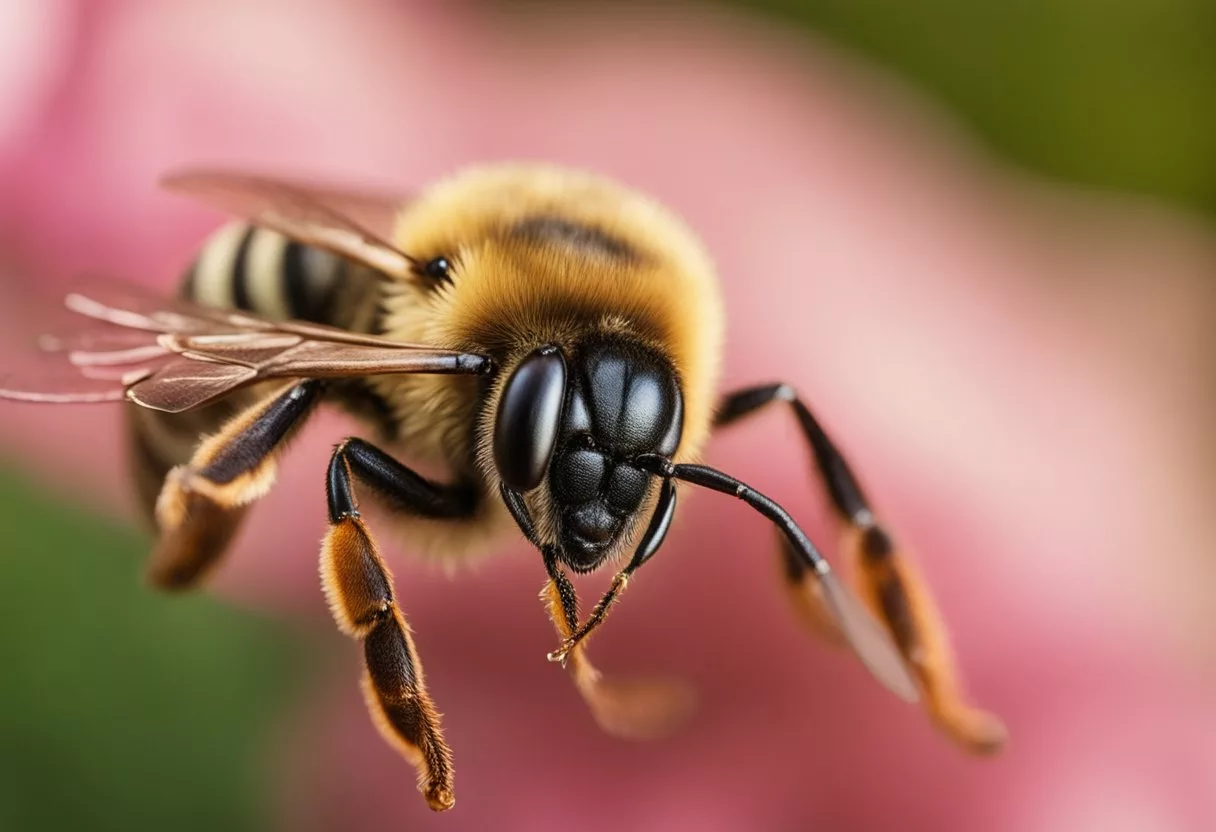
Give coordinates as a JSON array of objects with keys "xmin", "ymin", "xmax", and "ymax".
[{"xmin": 0, "ymin": 164, "xmax": 1005, "ymax": 811}]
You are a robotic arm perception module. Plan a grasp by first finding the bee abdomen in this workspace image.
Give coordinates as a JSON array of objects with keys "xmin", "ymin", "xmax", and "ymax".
[
  {"xmin": 182, "ymin": 221, "xmax": 347, "ymax": 324},
  {"xmin": 129, "ymin": 223, "xmax": 362, "ymax": 525}
]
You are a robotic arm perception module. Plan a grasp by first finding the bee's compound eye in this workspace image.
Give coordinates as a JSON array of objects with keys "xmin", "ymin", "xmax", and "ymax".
[
  {"xmin": 422, "ymin": 256, "xmax": 451, "ymax": 282},
  {"xmin": 494, "ymin": 347, "xmax": 567, "ymax": 492}
]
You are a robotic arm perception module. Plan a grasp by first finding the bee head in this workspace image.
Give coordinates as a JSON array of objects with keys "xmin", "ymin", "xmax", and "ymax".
[{"xmin": 493, "ymin": 337, "xmax": 683, "ymax": 572}]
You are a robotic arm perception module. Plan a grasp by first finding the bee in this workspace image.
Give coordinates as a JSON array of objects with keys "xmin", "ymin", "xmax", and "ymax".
[{"xmin": 0, "ymin": 164, "xmax": 1005, "ymax": 811}]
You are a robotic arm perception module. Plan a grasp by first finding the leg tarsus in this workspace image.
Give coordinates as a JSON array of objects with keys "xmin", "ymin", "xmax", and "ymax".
[
  {"xmin": 847, "ymin": 524, "xmax": 1007, "ymax": 754},
  {"xmin": 146, "ymin": 486, "xmax": 250, "ymax": 590}
]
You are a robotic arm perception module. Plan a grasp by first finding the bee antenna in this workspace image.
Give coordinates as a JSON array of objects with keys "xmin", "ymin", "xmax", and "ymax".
[{"xmin": 631, "ymin": 454, "xmax": 920, "ymax": 703}]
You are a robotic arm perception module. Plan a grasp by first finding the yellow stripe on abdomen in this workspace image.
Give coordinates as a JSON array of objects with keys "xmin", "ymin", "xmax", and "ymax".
[
  {"xmin": 243, "ymin": 228, "xmax": 293, "ymax": 319},
  {"xmin": 182, "ymin": 222, "xmax": 347, "ymax": 324},
  {"xmin": 188, "ymin": 220, "xmax": 247, "ymax": 309}
]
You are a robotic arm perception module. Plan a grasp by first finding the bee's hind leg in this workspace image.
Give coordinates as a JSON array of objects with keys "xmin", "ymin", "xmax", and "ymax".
[
  {"xmin": 714, "ymin": 383, "xmax": 1006, "ymax": 754},
  {"xmin": 321, "ymin": 437, "xmax": 476, "ymax": 812},
  {"xmin": 147, "ymin": 379, "xmax": 322, "ymax": 589}
]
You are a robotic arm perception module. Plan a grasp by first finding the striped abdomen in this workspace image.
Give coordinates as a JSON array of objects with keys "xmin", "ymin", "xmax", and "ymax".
[
  {"xmin": 129, "ymin": 223, "xmax": 381, "ymax": 523},
  {"xmin": 181, "ymin": 221, "xmax": 373, "ymax": 326}
]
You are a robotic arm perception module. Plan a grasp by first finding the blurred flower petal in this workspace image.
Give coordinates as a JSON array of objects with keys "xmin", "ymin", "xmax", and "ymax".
[{"xmin": 0, "ymin": 0, "xmax": 72, "ymax": 149}]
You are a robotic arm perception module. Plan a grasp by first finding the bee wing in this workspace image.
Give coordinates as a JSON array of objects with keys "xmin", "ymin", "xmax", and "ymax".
[
  {"xmin": 0, "ymin": 283, "xmax": 491, "ymax": 413},
  {"xmin": 60, "ymin": 277, "xmax": 436, "ymax": 347},
  {"xmin": 161, "ymin": 169, "xmax": 415, "ymax": 278},
  {"xmin": 0, "ymin": 364, "xmax": 142, "ymax": 404}
]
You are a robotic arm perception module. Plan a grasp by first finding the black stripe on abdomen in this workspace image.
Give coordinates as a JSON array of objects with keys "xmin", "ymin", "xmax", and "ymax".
[
  {"xmin": 180, "ymin": 222, "xmax": 355, "ymax": 326},
  {"xmin": 230, "ymin": 226, "xmax": 258, "ymax": 311},
  {"xmin": 281, "ymin": 239, "xmax": 344, "ymax": 323},
  {"xmin": 281, "ymin": 240, "xmax": 311, "ymax": 319}
]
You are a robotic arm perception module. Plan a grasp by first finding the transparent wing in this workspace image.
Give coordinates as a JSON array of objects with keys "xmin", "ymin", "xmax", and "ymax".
[
  {"xmin": 161, "ymin": 169, "xmax": 416, "ymax": 278},
  {"xmin": 0, "ymin": 281, "xmax": 491, "ymax": 414}
]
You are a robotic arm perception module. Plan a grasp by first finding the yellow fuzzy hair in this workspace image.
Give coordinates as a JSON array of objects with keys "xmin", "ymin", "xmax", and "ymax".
[{"xmin": 366, "ymin": 163, "xmax": 724, "ymax": 559}]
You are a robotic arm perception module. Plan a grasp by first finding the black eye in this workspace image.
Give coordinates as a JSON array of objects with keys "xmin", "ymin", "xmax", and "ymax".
[
  {"xmin": 494, "ymin": 346, "xmax": 567, "ymax": 492},
  {"xmin": 421, "ymin": 256, "xmax": 452, "ymax": 283}
]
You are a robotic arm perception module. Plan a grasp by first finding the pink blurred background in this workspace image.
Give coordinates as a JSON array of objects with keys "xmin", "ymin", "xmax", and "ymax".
[{"xmin": 1, "ymin": 1, "xmax": 1214, "ymax": 830}]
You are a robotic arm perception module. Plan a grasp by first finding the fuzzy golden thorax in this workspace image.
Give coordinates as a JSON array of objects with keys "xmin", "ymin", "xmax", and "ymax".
[{"xmin": 367, "ymin": 165, "xmax": 723, "ymax": 552}]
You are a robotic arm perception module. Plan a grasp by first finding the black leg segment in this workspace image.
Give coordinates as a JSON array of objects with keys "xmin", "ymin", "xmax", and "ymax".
[
  {"xmin": 715, "ymin": 382, "xmax": 870, "ymax": 523},
  {"xmin": 327, "ymin": 437, "xmax": 477, "ymax": 523},
  {"xmin": 200, "ymin": 380, "xmax": 322, "ymax": 484}
]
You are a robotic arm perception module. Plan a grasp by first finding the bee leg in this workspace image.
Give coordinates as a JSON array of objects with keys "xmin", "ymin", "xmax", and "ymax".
[
  {"xmin": 322, "ymin": 438, "xmax": 475, "ymax": 812},
  {"xmin": 715, "ymin": 383, "xmax": 1007, "ymax": 754},
  {"xmin": 547, "ymin": 479, "xmax": 678, "ymax": 663},
  {"xmin": 539, "ymin": 557, "xmax": 696, "ymax": 742},
  {"xmin": 500, "ymin": 485, "xmax": 695, "ymax": 741},
  {"xmin": 148, "ymin": 380, "xmax": 322, "ymax": 589}
]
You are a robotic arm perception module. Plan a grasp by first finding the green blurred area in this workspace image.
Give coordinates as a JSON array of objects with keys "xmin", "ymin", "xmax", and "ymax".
[
  {"xmin": 0, "ymin": 469, "xmax": 305, "ymax": 831},
  {"xmin": 534, "ymin": 0, "xmax": 1216, "ymax": 213},
  {"xmin": 746, "ymin": 0, "xmax": 1216, "ymax": 212}
]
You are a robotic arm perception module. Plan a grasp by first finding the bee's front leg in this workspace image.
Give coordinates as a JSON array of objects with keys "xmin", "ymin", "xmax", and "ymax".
[
  {"xmin": 148, "ymin": 379, "xmax": 322, "ymax": 589},
  {"xmin": 538, "ymin": 558, "xmax": 696, "ymax": 743},
  {"xmin": 321, "ymin": 437, "xmax": 475, "ymax": 812},
  {"xmin": 498, "ymin": 485, "xmax": 695, "ymax": 742}
]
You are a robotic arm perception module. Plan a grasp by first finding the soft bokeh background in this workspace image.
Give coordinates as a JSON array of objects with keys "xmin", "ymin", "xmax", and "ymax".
[{"xmin": 2, "ymin": 1, "xmax": 1215, "ymax": 830}]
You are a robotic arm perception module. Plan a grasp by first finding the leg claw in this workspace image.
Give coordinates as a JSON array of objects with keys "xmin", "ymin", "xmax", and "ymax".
[{"xmin": 547, "ymin": 641, "xmax": 575, "ymax": 664}]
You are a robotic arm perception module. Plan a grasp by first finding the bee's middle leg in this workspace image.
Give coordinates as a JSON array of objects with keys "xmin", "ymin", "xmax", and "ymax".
[
  {"xmin": 321, "ymin": 437, "xmax": 476, "ymax": 812},
  {"xmin": 147, "ymin": 379, "xmax": 323, "ymax": 589}
]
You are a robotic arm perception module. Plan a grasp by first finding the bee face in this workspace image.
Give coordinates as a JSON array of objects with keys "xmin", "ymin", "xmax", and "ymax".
[
  {"xmin": 549, "ymin": 338, "xmax": 683, "ymax": 571},
  {"xmin": 491, "ymin": 335, "xmax": 683, "ymax": 572}
]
